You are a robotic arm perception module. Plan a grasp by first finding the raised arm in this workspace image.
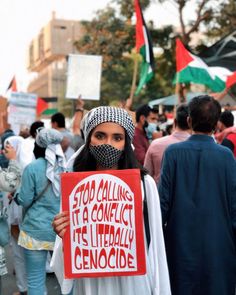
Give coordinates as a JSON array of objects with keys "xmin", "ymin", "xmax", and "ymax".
[
  {"xmin": 72, "ymin": 96, "xmax": 84, "ymax": 136},
  {"xmin": 0, "ymin": 145, "xmax": 21, "ymax": 192}
]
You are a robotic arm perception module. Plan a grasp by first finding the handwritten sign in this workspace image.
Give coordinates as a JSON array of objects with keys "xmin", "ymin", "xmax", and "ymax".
[
  {"xmin": 61, "ymin": 169, "xmax": 146, "ymax": 278},
  {"xmin": 66, "ymin": 54, "xmax": 102, "ymax": 100},
  {"xmin": 8, "ymin": 92, "xmax": 37, "ymax": 127}
]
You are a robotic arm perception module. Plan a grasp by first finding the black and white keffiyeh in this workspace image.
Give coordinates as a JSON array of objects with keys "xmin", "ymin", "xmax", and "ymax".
[
  {"xmin": 36, "ymin": 128, "xmax": 63, "ymax": 148},
  {"xmin": 84, "ymin": 106, "xmax": 135, "ymax": 141},
  {"xmin": 35, "ymin": 128, "xmax": 66, "ymax": 197}
]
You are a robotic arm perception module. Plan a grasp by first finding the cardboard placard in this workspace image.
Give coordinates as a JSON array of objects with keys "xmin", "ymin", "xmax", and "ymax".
[
  {"xmin": 7, "ymin": 92, "xmax": 37, "ymax": 134},
  {"xmin": 61, "ymin": 169, "xmax": 146, "ymax": 278},
  {"xmin": 66, "ymin": 54, "xmax": 102, "ymax": 100}
]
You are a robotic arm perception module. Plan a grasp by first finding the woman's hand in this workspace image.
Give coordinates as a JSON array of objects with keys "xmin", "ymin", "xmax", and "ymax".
[
  {"xmin": 52, "ymin": 211, "xmax": 70, "ymax": 238},
  {"xmin": 76, "ymin": 95, "xmax": 84, "ymax": 109}
]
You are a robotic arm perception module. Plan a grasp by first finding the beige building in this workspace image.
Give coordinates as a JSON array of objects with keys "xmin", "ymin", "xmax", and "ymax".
[{"xmin": 27, "ymin": 12, "xmax": 84, "ymax": 115}]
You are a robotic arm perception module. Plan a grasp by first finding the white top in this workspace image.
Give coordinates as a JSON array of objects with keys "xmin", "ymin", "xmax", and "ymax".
[{"xmin": 51, "ymin": 174, "xmax": 171, "ymax": 295}]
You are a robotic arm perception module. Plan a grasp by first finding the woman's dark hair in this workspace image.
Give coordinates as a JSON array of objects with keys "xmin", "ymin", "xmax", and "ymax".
[
  {"xmin": 33, "ymin": 142, "xmax": 46, "ymax": 159},
  {"xmin": 73, "ymin": 131, "xmax": 147, "ymax": 176}
]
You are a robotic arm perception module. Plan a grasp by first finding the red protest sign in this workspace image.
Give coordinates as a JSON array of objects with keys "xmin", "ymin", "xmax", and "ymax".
[{"xmin": 61, "ymin": 169, "xmax": 146, "ymax": 278}]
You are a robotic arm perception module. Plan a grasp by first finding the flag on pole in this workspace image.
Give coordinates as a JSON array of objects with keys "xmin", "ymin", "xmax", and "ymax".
[
  {"xmin": 6, "ymin": 76, "xmax": 17, "ymax": 92},
  {"xmin": 134, "ymin": 0, "xmax": 154, "ymax": 95},
  {"xmin": 175, "ymin": 38, "xmax": 235, "ymax": 92},
  {"xmin": 36, "ymin": 97, "xmax": 49, "ymax": 115},
  {"xmin": 226, "ymin": 71, "xmax": 236, "ymax": 89}
]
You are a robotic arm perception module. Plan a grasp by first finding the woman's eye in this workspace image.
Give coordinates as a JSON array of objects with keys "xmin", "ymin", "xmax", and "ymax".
[
  {"xmin": 114, "ymin": 135, "xmax": 123, "ymax": 141},
  {"xmin": 95, "ymin": 133, "xmax": 104, "ymax": 140}
]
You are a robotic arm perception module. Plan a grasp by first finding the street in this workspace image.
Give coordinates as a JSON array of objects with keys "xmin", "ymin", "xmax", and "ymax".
[{"xmin": 1, "ymin": 244, "xmax": 61, "ymax": 295}]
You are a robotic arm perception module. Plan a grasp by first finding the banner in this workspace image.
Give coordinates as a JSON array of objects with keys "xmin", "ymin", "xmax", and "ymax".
[
  {"xmin": 61, "ymin": 169, "xmax": 146, "ymax": 278},
  {"xmin": 66, "ymin": 54, "xmax": 102, "ymax": 100},
  {"xmin": 8, "ymin": 92, "xmax": 37, "ymax": 127}
]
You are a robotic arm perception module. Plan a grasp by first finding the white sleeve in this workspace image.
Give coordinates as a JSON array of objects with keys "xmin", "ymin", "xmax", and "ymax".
[
  {"xmin": 144, "ymin": 175, "xmax": 171, "ymax": 295},
  {"xmin": 50, "ymin": 236, "xmax": 74, "ymax": 295},
  {"xmin": 0, "ymin": 160, "xmax": 21, "ymax": 192}
]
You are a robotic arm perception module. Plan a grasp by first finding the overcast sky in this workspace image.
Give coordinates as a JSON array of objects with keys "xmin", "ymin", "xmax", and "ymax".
[{"xmin": 0, "ymin": 0, "xmax": 195, "ymax": 94}]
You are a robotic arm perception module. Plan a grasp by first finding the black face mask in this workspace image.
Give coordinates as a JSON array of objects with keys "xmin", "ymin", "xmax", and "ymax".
[{"xmin": 89, "ymin": 144, "xmax": 123, "ymax": 169}]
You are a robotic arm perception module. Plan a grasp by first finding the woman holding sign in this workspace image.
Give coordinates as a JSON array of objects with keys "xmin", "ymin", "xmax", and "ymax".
[
  {"xmin": 52, "ymin": 106, "xmax": 171, "ymax": 295},
  {"xmin": 14, "ymin": 128, "xmax": 66, "ymax": 295}
]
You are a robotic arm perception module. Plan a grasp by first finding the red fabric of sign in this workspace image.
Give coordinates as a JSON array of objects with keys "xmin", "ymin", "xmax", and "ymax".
[{"xmin": 61, "ymin": 169, "xmax": 146, "ymax": 279}]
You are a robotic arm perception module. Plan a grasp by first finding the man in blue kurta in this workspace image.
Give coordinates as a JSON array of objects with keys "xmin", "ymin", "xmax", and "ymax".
[{"xmin": 158, "ymin": 95, "xmax": 236, "ymax": 295}]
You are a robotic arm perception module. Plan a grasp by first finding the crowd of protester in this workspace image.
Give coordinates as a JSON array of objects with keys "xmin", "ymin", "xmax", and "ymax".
[{"xmin": 0, "ymin": 94, "xmax": 235, "ymax": 295}]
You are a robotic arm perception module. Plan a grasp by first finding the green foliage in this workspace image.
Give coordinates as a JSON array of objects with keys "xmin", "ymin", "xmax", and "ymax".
[
  {"xmin": 59, "ymin": 0, "xmax": 236, "ymax": 114},
  {"xmin": 74, "ymin": 2, "xmax": 176, "ymax": 108},
  {"xmin": 115, "ymin": 0, "xmax": 152, "ymax": 20},
  {"xmin": 75, "ymin": 7, "xmax": 135, "ymax": 106},
  {"xmin": 204, "ymin": 0, "xmax": 236, "ymax": 39},
  {"xmin": 135, "ymin": 26, "xmax": 176, "ymax": 106}
]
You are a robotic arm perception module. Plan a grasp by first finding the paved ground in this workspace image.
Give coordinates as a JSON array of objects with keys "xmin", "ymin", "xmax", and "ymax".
[{"xmin": 1, "ymin": 244, "xmax": 61, "ymax": 295}]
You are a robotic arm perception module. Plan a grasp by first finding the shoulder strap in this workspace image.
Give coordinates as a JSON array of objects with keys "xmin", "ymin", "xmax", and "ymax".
[
  {"xmin": 23, "ymin": 180, "xmax": 51, "ymax": 217},
  {"xmin": 35, "ymin": 180, "xmax": 51, "ymax": 203},
  {"xmin": 141, "ymin": 174, "xmax": 151, "ymax": 248}
]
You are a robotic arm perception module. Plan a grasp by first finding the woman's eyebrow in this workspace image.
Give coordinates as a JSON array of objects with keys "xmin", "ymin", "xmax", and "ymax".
[
  {"xmin": 94, "ymin": 131, "xmax": 124, "ymax": 136},
  {"xmin": 94, "ymin": 131, "xmax": 106, "ymax": 135}
]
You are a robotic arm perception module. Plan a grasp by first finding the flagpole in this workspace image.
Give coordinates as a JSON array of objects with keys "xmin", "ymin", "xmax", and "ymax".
[
  {"xmin": 129, "ymin": 53, "xmax": 139, "ymax": 101},
  {"xmin": 175, "ymin": 72, "xmax": 181, "ymax": 105},
  {"xmin": 175, "ymin": 40, "xmax": 181, "ymax": 106}
]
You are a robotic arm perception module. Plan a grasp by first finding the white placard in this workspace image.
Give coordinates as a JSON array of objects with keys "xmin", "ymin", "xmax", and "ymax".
[
  {"xmin": 8, "ymin": 92, "xmax": 37, "ymax": 127},
  {"xmin": 9, "ymin": 92, "xmax": 37, "ymax": 108},
  {"xmin": 8, "ymin": 105, "xmax": 36, "ymax": 126},
  {"xmin": 66, "ymin": 54, "xmax": 102, "ymax": 100}
]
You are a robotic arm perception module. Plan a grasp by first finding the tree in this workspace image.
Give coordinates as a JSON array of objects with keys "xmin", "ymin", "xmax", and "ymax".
[
  {"xmin": 74, "ymin": 6, "xmax": 135, "ymax": 106},
  {"xmin": 156, "ymin": 0, "xmax": 213, "ymax": 45},
  {"xmin": 137, "ymin": 25, "xmax": 176, "ymax": 104},
  {"xmin": 204, "ymin": 0, "xmax": 236, "ymax": 39},
  {"xmin": 116, "ymin": 0, "xmax": 151, "ymax": 20},
  {"xmin": 76, "ymin": 0, "xmax": 235, "ymax": 108},
  {"xmin": 74, "ymin": 1, "xmax": 176, "ymax": 108}
]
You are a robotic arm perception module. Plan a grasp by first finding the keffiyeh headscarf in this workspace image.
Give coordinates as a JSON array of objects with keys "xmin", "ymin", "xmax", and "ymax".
[
  {"xmin": 66, "ymin": 106, "xmax": 135, "ymax": 169},
  {"xmin": 83, "ymin": 106, "xmax": 135, "ymax": 141},
  {"xmin": 36, "ymin": 128, "xmax": 66, "ymax": 197},
  {"xmin": 36, "ymin": 128, "xmax": 63, "ymax": 148}
]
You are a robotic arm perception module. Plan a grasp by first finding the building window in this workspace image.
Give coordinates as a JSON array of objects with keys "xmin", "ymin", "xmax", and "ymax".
[{"xmin": 54, "ymin": 25, "xmax": 67, "ymax": 30}]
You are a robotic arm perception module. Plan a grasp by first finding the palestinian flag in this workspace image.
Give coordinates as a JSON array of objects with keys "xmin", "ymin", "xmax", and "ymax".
[
  {"xmin": 36, "ymin": 97, "xmax": 49, "ymax": 115},
  {"xmin": 226, "ymin": 71, "xmax": 236, "ymax": 89},
  {"xmin": 175, "ymin": 38, "xmax": 236, "ymax": 92},
  {"xmin": 134, "ymin": 0, "xmax": 154, "ymax": 94}
]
